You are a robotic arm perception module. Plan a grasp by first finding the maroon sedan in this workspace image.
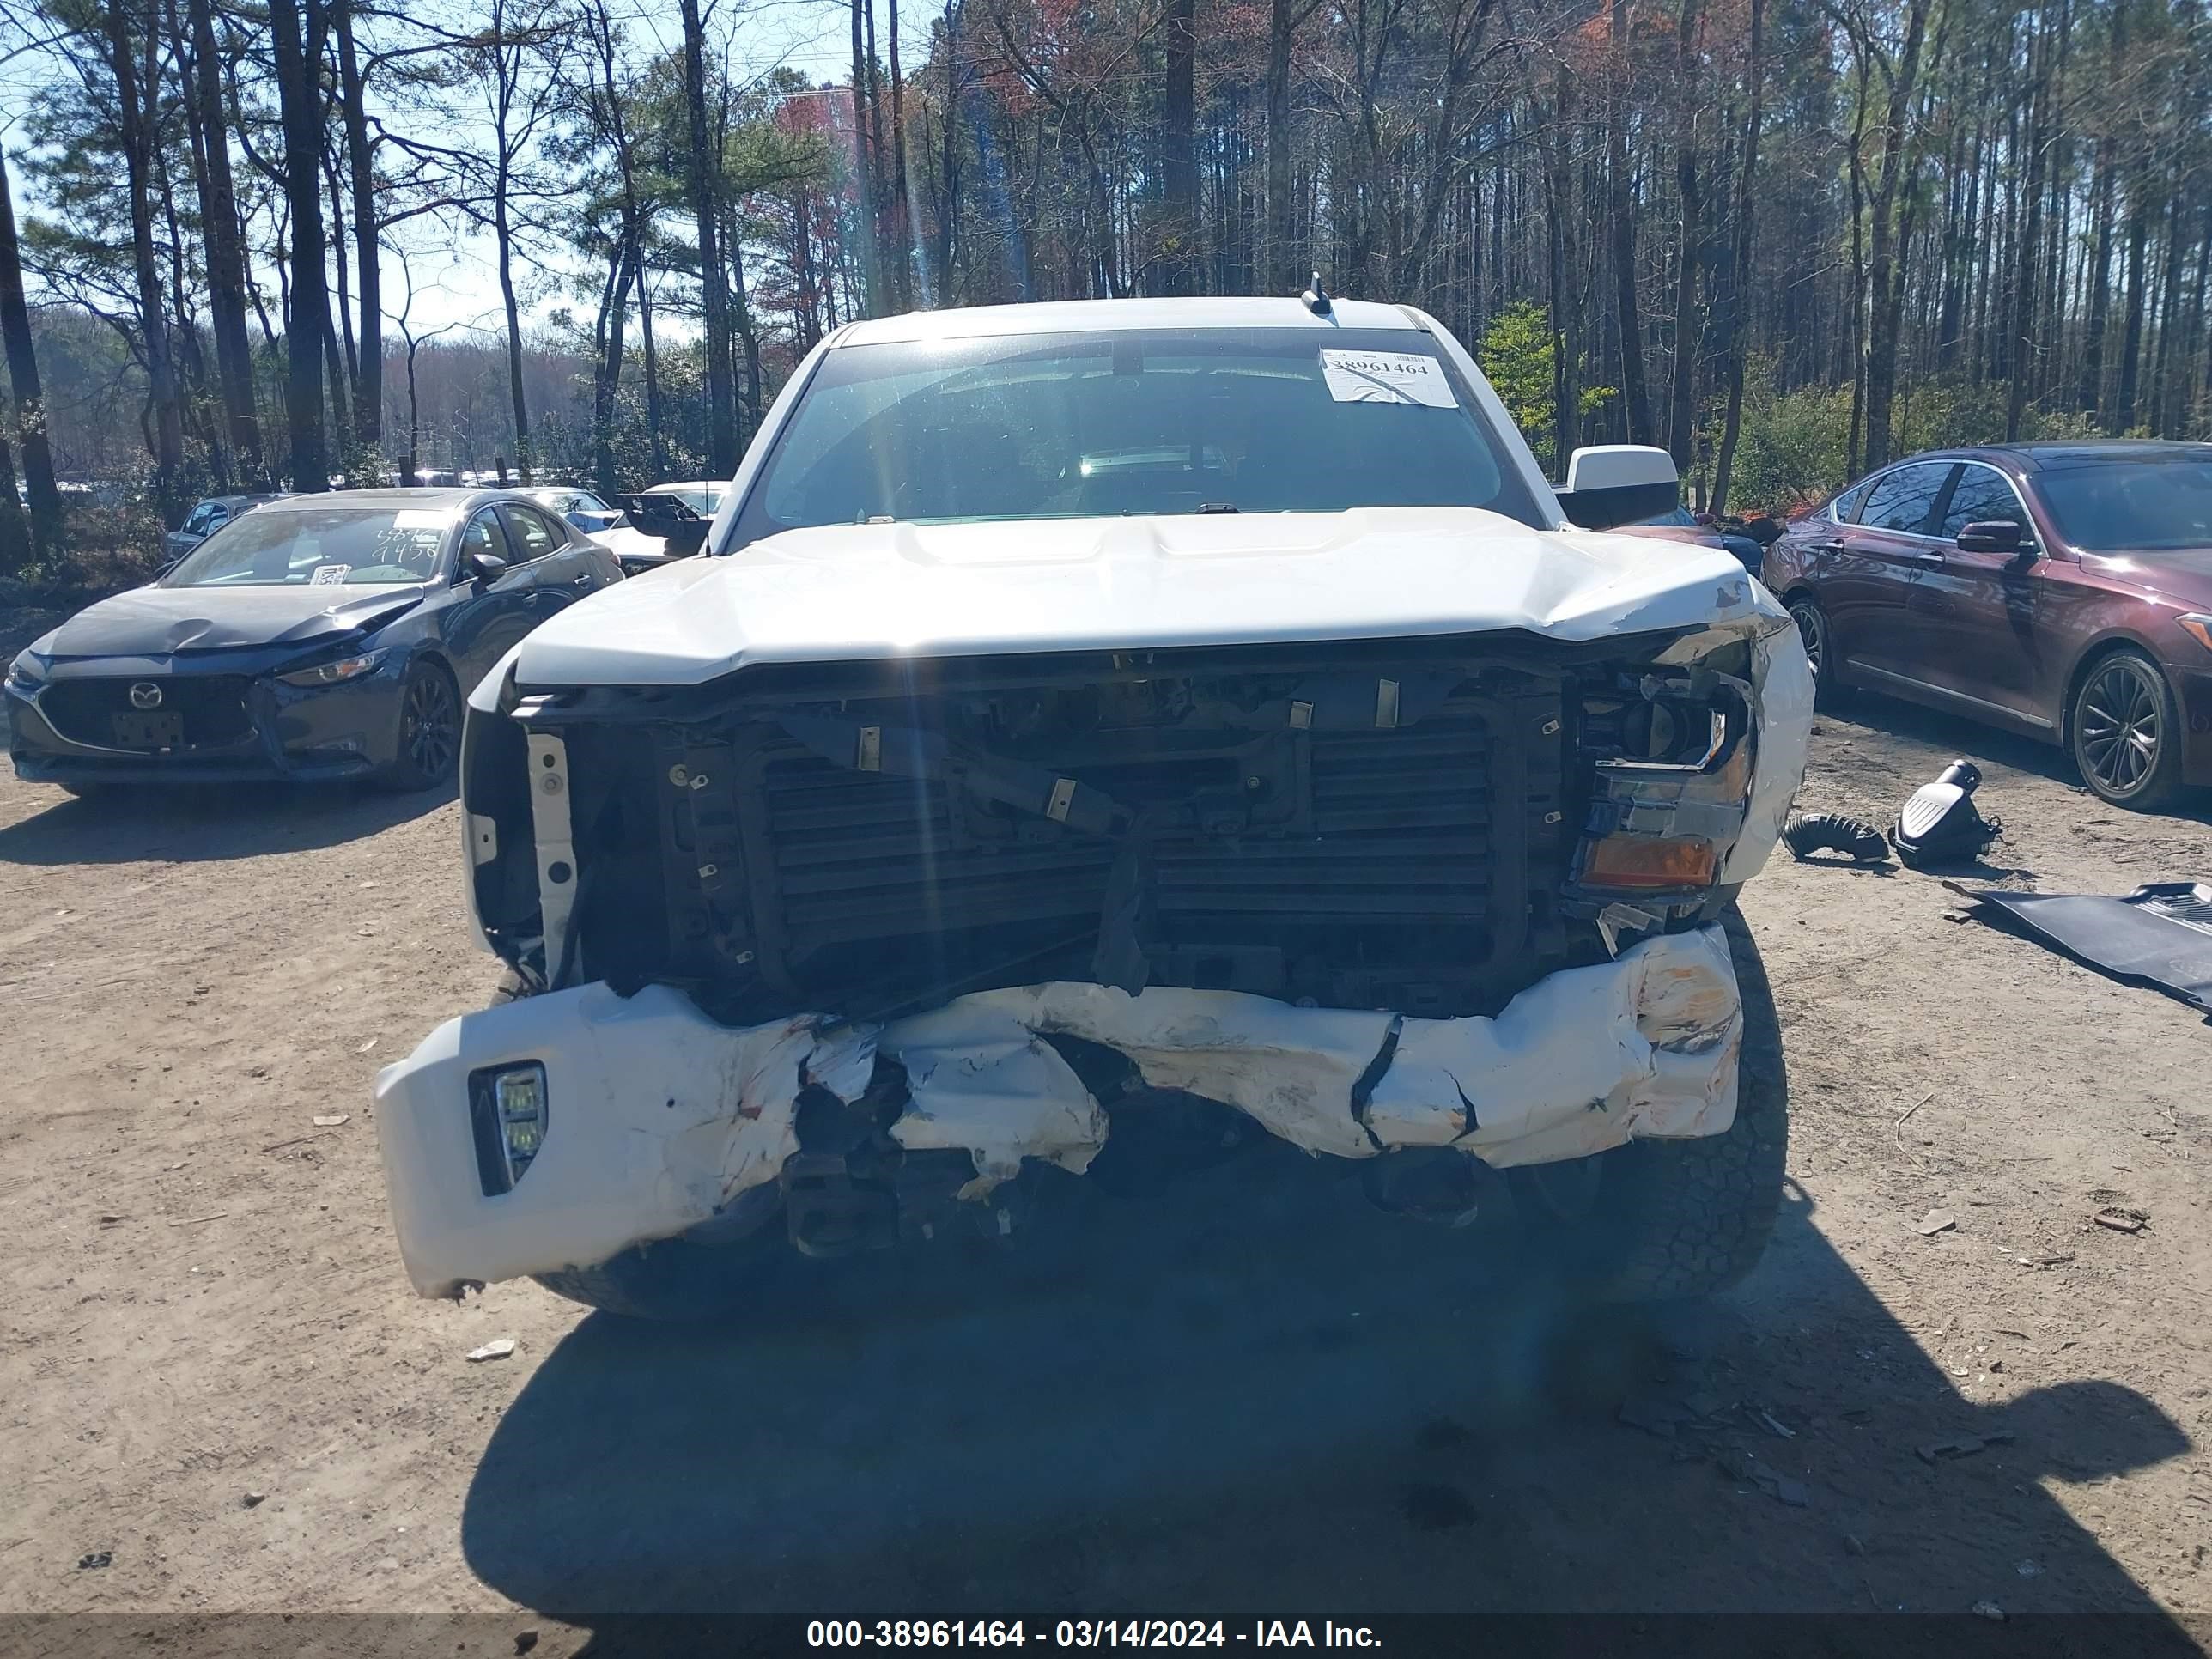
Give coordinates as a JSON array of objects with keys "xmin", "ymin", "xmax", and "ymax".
[{"xmin": 1765, "ymin": 441, "xmax": 2212, "ymax": 808}]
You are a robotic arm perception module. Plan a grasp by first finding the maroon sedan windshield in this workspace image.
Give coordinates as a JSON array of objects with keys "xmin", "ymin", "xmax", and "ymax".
[{"xmin": 2037, "ymin": 459, "xmax": 2212, "ymax": 552}]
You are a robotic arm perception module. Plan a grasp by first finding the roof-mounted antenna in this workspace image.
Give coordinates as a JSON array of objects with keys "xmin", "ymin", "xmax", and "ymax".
[{"xmin": 1301, "ymin": 272, "xmax": 1334, "ymax": 318}]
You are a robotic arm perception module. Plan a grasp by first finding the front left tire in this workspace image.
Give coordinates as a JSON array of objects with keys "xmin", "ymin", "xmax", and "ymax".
[
  {"xmin": 1512, "ymin": 905, "xmax": 1789, "ymax": 1303},
  {"xmin": 2069, "ymin": 648, "xmax": 2185, "ymax": 811},
  {"xmin": 379, "ymin": 659, "xmax": 460, "ymax": 793}
]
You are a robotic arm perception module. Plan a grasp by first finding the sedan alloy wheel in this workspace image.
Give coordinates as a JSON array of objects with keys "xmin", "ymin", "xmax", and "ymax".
[
  {"xmin": 391, "ymin": 663, "xmax": 459, "ymax": 790},
  {"xmin": 2072, "ymin": 653, "xmax": 2178, "ymax": 807}
]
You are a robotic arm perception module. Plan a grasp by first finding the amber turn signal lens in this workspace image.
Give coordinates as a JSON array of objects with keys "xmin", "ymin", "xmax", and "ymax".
[
  {"xmin": 2178, "ymin": 614, "xmax": 2212, "ymax": 653},
  {"xmin": 1580, "ymin": 834, "xmax": 1719, "ymax": 890}
]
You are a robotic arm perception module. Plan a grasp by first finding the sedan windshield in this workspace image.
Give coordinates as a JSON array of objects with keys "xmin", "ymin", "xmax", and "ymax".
[
  {"xmin": 164, "ymin": 506, "xmax": 451, "ymax": 587},
  {"xmin": 733, "ymin": 327, "xmax": 1541, "ymax": 547},
  {"xmin": 653, "ymin": 486, "xmax": 724, "ymax": 515},
  {"xmin": 2037, "ymin": 459, "xmax": 2212, "ymax": 552}
]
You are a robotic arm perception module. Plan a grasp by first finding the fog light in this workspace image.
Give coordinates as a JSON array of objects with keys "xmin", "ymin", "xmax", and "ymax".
[
  {"xmin": 468, "ymin": 1061, "xmax": 548, "ymax": 1194},
  {"xmin": 1579, "ymin": 834, "xmax": 1719, "ymax": 891}
]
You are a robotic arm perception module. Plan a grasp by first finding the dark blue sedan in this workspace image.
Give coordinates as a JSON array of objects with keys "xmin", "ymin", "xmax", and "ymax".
[{"xmin": 4, "ymin": 489, "xmax": 622, "ymax": 793}]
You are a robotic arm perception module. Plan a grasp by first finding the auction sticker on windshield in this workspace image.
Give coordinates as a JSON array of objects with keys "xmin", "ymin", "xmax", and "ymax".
[
  {"xmin": 310, "ymin": 564, "xmax": 353, "ymax": 585},
  {"xmin": 1319, "ymin": 349, "xmax": 1457, "ymax": 408}
]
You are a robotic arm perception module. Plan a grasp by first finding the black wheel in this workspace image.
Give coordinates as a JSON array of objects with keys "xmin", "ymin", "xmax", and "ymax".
[
  {"xmin": 2069, "ymin": 648, "xmax": 2185, "ymax": 810},
  {"xmin": 1786, "ymin": 594, "xmax": 1845, "ymax": 708},
  {"xmin": 1513, "ymin": 905, "xmax": 1788, "ymax": 1303},
  {"xmin": 380, "ymin": 659, "xmax": 459, "ymax": 793}
]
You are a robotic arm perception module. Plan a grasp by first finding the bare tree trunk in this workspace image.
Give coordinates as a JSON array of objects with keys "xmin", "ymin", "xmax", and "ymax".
[
  {"xmin": 0, "ymin": 424, "xmax": 26, "ymax": 574},
  {"xmin": 2081, "ymin": 105, "xmax": 2117, "ymax": 421},
  {"xmin": 1161, "ymin": 0, "xmax": 1197, "ymax": 294},
  {"xmin": 1266, "ymin": 0, "xmax": 1293, "ymax": 289},
  {"xmin": 1711, "ymin": 0, "xmax": 1762, "ymax": 513},
  {"xmin": 326, "ymin": 153, "xmax": 356, "ymax": 395},
  {"xmin": 1858, "ymin": 0, "xmax": 1932, "ymax": 473},
  {"xmin": 1844, "ymin": 56, "xmax": 1867, "ymax": 477},
  {"xmin": 403, "ymin": 332, "xmax": 422, "ymax": 484},
  {"xmin": 1606, "ymin": 0, "xmax": 1652, "ymax": 442},
  {"xmin": 635, "ymin": 245, "xmax": 667, "ymax": 478},
  {"xmin": 2004, "ymin": 20, "xmax": 2047, "ymax": 442},
  {"xmin": 887, "ymin": 0, "xmax": 913, "ymax": 307},
  {"xmin": 2149, "ymin": 190, "xmax": 2186, "ymax": 436},
  {"xmin": 730, "ymin": 231, "xmax": 765, "ymax": 444},
  {"xmin": 102, "ymin": 0, "xmax": 187, "ymax": 515},
  {"xmin": 269, "ymin": 0, "xmax": 329, "ymax": 491},
  {"xmin": 492, "ymin": 137, "xmax": 527, "ymax": 482},
  {"xmin": 0, "ymin": 155, "xmax": 64, "ymax": 558},
  {"xmin": 678, "ymin": 0, "xmax": 738, "ymax": 471},
  {"xmin": 1665, "ymin": 0, "xmax": 1702, "ymax": 471},
  {"xmin": 849, "ymin": 0, "xmax": 883, "ymax": 313},
  {"xmin": 323, "ymin": 321, "xmax": 355, "ymax": 479},
  {"xmin": 933, "ymin": 0, "xmax": 963, "ymax": 298},
  {"xmin": 1547, "ymin": 61, "xmax": 1578, "ymax": 474},
  {"xmin": 588, "ymin": 0, "xmax": 657, "ymax": 472},
  {"xmin": 183, "ymin": 0, "xmax": 264, "ymax": 483},
  {"xmin": 592, "ymin": 234, "xmax": 631, "ymax": 497},
  {"xmin": 2116, "ymin": 172, "xmax": 2149, "ymax": 431},
  {"xmin": 332, "ymin": 0, "xmax": 381, "ymax": 454}
]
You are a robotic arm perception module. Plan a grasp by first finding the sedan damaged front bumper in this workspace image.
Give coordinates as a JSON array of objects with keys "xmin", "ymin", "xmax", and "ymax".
[
  {"xmin": 7, "ymin": 657, "xmax": 410, "ymax": 783},
  {"xmin": 374, "ymin": 926, "xmax": 1742, "ymax": 1298}
]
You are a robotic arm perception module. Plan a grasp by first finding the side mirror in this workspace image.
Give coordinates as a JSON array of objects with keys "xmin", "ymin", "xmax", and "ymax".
[
  {"xmin": 1557, "ymin": 444, "xmax": 1682, "ymax": 532},
  {"xmin": 463, "ymin": 551, "xmax": 508, "ymax": 584},
  {"xmin": 1955, "ymin": 520, "xmax": 2027, "ymax": 558}
]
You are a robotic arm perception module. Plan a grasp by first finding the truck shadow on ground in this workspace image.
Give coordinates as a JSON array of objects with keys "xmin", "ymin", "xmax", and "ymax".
[
  {"xmin": 0, "ymin": 778, "xmax": 448, "ymax": 865},
  {"xmin": 459, "ymin": 1151, "xmax": 2192, "ymax": 1624}
]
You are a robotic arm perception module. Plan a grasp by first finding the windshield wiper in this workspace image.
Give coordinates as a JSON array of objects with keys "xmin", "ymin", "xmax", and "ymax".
[{"xmin": 1194, "ymin": 502, "xmax": 1240, "ymax": 514}]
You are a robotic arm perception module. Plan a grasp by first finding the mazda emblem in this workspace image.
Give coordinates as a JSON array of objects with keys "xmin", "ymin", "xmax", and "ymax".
[{"xmin": 128, "ymin": 682, "xmax": 163, "ymax": 709}]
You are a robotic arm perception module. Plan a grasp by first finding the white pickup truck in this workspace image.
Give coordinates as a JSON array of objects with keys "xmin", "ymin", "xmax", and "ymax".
[{"xmin": 374, "ymin": 296, "xmax": 1813, "ymax": 1321}]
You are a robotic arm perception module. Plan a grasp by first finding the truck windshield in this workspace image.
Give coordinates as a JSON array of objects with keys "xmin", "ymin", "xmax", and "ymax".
[{"xmin": 731, "ymin": 327, "xmax": 1543, "ymax": 549}]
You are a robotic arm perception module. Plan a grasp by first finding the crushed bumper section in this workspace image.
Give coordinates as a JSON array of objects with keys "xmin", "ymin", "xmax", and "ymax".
[{"xmin": 374, "ymin": 926, "xmax": 1741, "ymax": 1298}]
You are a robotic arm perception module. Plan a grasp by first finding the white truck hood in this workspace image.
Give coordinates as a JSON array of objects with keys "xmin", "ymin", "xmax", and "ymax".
[{"xmin": 512, "ymin": 507, "xmax": 1771, "ymax": 687}]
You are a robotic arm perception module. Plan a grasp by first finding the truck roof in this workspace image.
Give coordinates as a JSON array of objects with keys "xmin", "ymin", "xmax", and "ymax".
[{"xmin": 831, "ymin": 295, "xmax": 1424, "ymax": 348}]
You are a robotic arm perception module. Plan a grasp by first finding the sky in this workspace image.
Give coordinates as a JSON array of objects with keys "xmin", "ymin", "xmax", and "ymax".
[
  {"xmin": 384, "ymin": 0, "xmax": 944, "ymax": 335},
  {"xmin": 0, "ymin": 0, "xmax": 943, "ymax": 337}
]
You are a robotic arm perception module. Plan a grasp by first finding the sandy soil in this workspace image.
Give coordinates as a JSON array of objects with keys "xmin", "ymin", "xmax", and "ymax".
[{"xmin": 3, "ymin": 653, "xmax": 2209, "ymax": 1640}]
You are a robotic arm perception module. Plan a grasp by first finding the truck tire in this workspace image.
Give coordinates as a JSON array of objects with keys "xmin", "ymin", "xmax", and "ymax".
[{"xmin": 1515, "ymin": 904, "xmax": 1789, "ymax": 1302}]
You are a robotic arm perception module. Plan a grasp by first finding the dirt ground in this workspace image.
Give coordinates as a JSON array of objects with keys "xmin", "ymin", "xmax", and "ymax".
[{"xmin": 3, "ymin": 632, "xmax": 2210, "ymax": 1641}]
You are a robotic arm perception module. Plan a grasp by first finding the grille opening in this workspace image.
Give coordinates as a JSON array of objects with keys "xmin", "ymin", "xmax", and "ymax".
[{"xmin": 40, "ymin": 676, "xmax": 256, "ymax": 750}]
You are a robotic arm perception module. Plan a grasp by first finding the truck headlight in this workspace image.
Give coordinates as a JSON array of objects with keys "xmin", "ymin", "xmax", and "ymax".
[
  {"xmin": 468, "ymin": 1061, "xmax": 548, "ymax": 1193},
  {"xmin": 1578, "ymin": 834, "xmax": 1720, "ymax": 890},
  {"xmin": 1575, "ymin": 673, "xmax": 1754, "ymax": 901}
]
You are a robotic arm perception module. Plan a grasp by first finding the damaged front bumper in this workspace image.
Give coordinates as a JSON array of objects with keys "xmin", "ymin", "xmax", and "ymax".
[{"xmin": 373, "ymin": 926, "xmax": 1742, "ymax": 1298}]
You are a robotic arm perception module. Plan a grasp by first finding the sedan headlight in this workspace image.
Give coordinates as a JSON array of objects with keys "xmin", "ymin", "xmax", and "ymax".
[
  {"xmin": 4, "ymin": 653, "xmax": 46, "ymax": 694},
  {"xmin": 2179, "ymin": 614, "xmax": 2212, "ymax": 653},
  {"xmin": 276, "ymin": 647, "xmax": 387, "ymax": 687}
]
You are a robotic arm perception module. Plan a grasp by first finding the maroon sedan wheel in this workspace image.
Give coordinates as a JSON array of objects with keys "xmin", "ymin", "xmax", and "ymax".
[{"xmin": 2070, "ymin": 652, "xmax": 2184, "ymax": 810}]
